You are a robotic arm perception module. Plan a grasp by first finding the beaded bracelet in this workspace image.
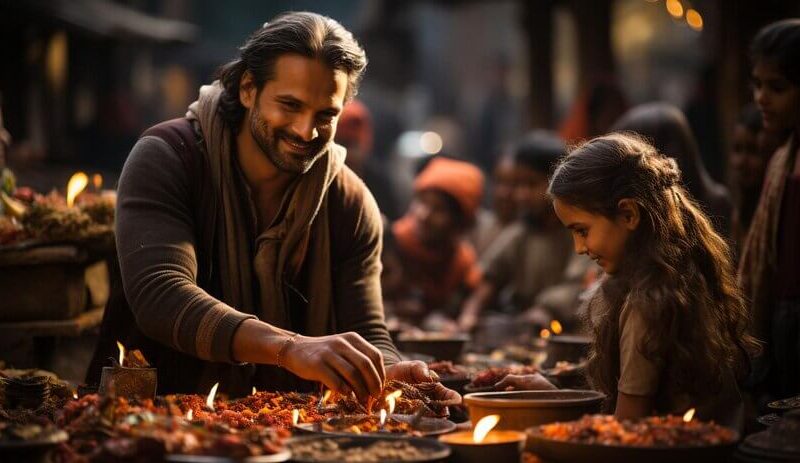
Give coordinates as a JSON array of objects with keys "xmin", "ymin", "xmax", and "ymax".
[{"xmin": 276, "ymin": 333, "xmax": 298, "ymax": 369}]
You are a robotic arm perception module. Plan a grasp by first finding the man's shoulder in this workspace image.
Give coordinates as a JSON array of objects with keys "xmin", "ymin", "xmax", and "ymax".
[{"xmin": 329, "ymin": 164, "xmax": 375, "ymax": 211}]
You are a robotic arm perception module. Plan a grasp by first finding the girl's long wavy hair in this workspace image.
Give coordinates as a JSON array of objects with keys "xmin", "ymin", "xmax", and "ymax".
[{"xmin": 549, "ymin": 133, "xmax": 760, "ymax": 403}]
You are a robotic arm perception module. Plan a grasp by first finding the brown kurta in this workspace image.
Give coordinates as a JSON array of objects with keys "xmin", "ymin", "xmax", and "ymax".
[{"xmin": 88, "ymin": 116, "xmax": 400, "ymax": 396}]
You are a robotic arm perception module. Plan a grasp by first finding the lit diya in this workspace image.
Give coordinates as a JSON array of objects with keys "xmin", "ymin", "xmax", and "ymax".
[
  {"xmin": 98, "ymin": 341, "xmax": 157, "ymax": 399},
  {"xmin": 439, "ymin": 414, "xmax": 526, "ymax": 463}
]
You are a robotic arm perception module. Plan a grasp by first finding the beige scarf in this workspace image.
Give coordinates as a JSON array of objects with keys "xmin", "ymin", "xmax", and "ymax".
[
  {"xmin": 738, "ymin": 134, "xmax": 797, "ymax": 340},
  {"xmin": 186, "ymin": 82, "xmax": 346, "ymax": 336}
]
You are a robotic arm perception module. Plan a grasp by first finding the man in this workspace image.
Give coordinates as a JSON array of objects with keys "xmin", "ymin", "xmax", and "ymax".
[{"xmin": 88, "ymin": 12, "xmax": 443, "ymax": 401}]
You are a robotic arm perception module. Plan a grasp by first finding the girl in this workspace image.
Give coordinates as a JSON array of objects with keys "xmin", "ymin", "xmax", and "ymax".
[
  {"xmin": 739, "ymin": 19, "xmax": 800, "ymax": 405},
  {"xmin": 502, "ymin": 133, "xmax": 758, "ymax": 431}
]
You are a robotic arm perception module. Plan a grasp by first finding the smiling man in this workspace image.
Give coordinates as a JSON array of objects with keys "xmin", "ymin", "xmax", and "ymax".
[{"xmin": 87, "ymin": 12, "xmax": 443, "ymax": 400}]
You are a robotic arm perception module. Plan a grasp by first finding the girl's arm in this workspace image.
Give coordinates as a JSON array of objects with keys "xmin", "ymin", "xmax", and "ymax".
[{"xmin": 614, "ymin": 391, "xmax": 654, "ymax": 420}]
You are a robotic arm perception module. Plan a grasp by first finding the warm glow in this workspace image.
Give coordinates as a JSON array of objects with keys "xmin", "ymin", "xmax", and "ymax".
[
  {"xmin": 683, "ymin": 408, "xmax": 696, "ymax": 422},
  {"xmin": 67, "ymin": 172, "xmax": 88, "ymax": 208},
  {"xmin": 186, "ymin": 409, "xmax": 193, "ymax": 420},
  {"xmin": 666, "ymin": 0, "xmax": 684, "ymax": 18},
  {"xmin": 350, "ymin": 425, "xmax": 362, "ymax": 434},
  {"xmin": 92, "ymin": 174, "xmax": 103, "ymax": 190},
  {"xmin": 380, "ymin": 409, "xmax": 387, "ymax": 426},
  {"xmin": 292, "ymin": 409, "xmax": 300, "ymax": 426},
  {"xmin": 322, "ymin": 389, "xmax": 332, "ymax": 405},
  {"xmin": 206, "ymin": 382, "xmax": 219, "ymax": 410},
  {"xmin": 72, "ymin": 391, "xmax": 78, "ymax": 400},
  {"xmin": 686, "ymin": 9, "xmax": 703, "ymax": 31},
  {"xmin": 116, "ymin": 341, "xmax": 125, "ymax": 367},
  {"xmin": 252, "ymin": 386, "xmax": 257, "ymax": 395},
  {"xmin": 386, "ymin": 390, "xmax": 402, "ymax": 415},
  {"xmin": 550, "ymin": 320, "xmax": 563, "ymax": 335},
  {"xmin": 540, "ymin": 328, "xmax": 551, "ymax": 339},
  {"xmin": 419, "ymin": 131, "xmax": 443, "ymax": 155},
  {"xmin": 473, "ymin": 415, "xmax": 500, "ymax": 443}
]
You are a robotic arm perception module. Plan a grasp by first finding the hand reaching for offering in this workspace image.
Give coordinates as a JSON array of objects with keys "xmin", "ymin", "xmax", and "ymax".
[
  {"xmin": 282, "ymin": 331, "xmax": 385, "ymax": 402},
  {"xmin": 494, "ymin": 373, "xmax": 558, "ymax": 391},
  {"xmin": 386, "ymin": 361, "xmax": 461, "ymax": 406}
]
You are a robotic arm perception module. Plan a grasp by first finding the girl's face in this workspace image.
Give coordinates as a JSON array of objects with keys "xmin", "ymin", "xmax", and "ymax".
[
  {"xmin": 730, "ymin": 125, "xmax": 766, "ymax": 189},
  {"xmin": 553, "ymin": 198, "xmax": 639, "ymax": 274},
  {"xmin": 752, "ymin": 60, "xmax": 800, "ymax": 132}
]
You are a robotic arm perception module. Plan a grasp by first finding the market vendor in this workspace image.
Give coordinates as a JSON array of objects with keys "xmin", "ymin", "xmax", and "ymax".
[{"xmin": 87, "ymin": 12, "xmax": 442, "ymax": 401}]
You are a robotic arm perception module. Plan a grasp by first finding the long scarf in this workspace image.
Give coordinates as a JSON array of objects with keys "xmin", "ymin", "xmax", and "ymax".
[
  {"xmin": 738, "ymin": 134, "xmax": 798, "ymax": 339},
  {"xmin": 186, "ymin": 82, "xmax": 345, "ymax": 342}
]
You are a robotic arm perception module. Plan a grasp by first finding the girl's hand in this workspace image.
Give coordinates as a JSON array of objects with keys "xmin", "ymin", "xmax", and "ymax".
[{"xmin": 494, "ymin": 373, "xmax": 558, "ymax": 391}]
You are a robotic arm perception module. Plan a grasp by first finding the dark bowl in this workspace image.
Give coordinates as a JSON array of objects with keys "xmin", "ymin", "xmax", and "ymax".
[
  {"xmin": 294, "ymin": 414, "xmax": 456, "ymax": 437},
  {"xmin": 543, "ymin": 335, "xmax": 591, "ymax": 368},
  {"xmin": 287, "ymin": 434, "xmax": 451, "ymax": 463},
  {"xmin": 438, "ymin": 375, "xmax": 470, "ymax": 396},
  {"xmin": 463, "ymin": 390, "xmax": 605, "ymax": 431},
  {"xmin": 526, "ymin": 427, "xmax": 739, "ymax": 463},
  {"xmin": 395, "ymin": 334, "xmax": 470, "ymax": 362},
  {"xmin": 0, "ymin": 429, "xmax": 68, "ymax": 463}
]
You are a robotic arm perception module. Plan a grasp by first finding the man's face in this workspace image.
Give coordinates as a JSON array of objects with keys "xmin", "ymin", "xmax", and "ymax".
[
  {"xmin": 409, "ymin": 190, "xmax": 461, "ymax": 247},
  {"xmin": 492, "ymin": 158, "xmax": 517, "ymax": 223},
  {"xmin": 245, "ymin": 54, "xmax": 349, "ymax": 174},
  {"xmin": 514, "ymin": 165, "xmax": 551, "ymax": 220}
]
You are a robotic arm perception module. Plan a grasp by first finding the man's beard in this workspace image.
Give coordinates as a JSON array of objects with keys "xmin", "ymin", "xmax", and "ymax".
[{"xmin": 249, "ymin": 109, "xmax": 326, "ymax": 174}]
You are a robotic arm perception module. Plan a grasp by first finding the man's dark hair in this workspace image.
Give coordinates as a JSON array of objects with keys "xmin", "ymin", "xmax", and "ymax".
[
  {"xmin": 750, "ymin": 19, "xmax": 800, "ymax": 86},
  {"xmin": 216, "ymin": 11, "xmax": 367, "ymax": 128},
  {"xmin": 513, "ymin": 130, "xmax": 566, "ymax": 175}
]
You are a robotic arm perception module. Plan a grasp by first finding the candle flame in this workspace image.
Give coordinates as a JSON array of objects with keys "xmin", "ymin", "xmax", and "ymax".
[
  {"xmin": 116, "ymin": 340, "xmax": 125, "ymax": 367},
  {"xmin": 550, "ymin": 320, "xmax": 563, "ymax": 335},
  {"xmin": 186, "ymin": 409, "xmax": 193, "ymax": 420},
  {"xmin": 66, "ymin": 172, "xmax": 88, "ymax": 208},
  {"xmin": 540, "ymin": 328, "xmax": 551, "ymax": 339},
  {"xmin": 322, "ymin": 389, "xmax": 332, "ymax": 405},
  {"xmin": 72, "ymin": 391, "xmax": 78, "ymax": 400},
  {"xmin": 386, "ymin": 390, "xmax": 402, "ymax": 415},
  {"xmin": 292, "ymin": 409, "xmax": 300, "ymax": 426},
  {"xmin": 380, "ymin": 409, "xmax": 387, "ymax": 426},
  {"xmin": 252, "ymin": 386, "xmax": 257, "ymax": 395},
  {"xmin": 92, "ymin": 174, "xmax": 103, "ymax": 190},
  {"xmin": 206, "ymin": 382, "xmax": 219, "ymax": 410},
  {"xmin": 473, "ymin": 414, "xmax": 500, "ymax": 443},
  {"xmin": 683, "ymin": 408, "xmax": 695, "ymax": 422}
]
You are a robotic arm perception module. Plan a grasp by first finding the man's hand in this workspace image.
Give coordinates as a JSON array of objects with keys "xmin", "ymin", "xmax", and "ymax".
[
  {"xmin": 386, "ymin": 361, "xmax": 461, "ymax": 406},
  {"xmin": 283, "ymin": 331, "xmax": 385, "ymax": 402},
  {"xmin": 494, "ymin": 373, "xmax": 558, "ymax": 391}
]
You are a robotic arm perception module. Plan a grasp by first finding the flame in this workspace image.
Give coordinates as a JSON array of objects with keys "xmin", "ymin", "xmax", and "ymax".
[
  {"xmin": 206, "ymin": 382, "xmax": 219, "ymax": 410},
  {"xmin": 186, "ymin": 409, "xmax": 193, "ymax": 420},
  {"xmin": 72, "ymin": 391, "xmax": 78, "ymax": 400},
  {"xmin": 683, "ymin": 408, "xmax": 695, "ymax": 422},
  {"xmin": 540, "ymin": 328, "xmax": 551, "ymax": 339},
  {"xmin": 322, "ymin": 389, "xmax": 332, "ymax": 405},
  {"xmin": 252, "ymin": 386, "xmax": 257, "ymax": 396},
  {"xmin": 473, "ymin": 414, "xmax": 500, "ymax": 443},
  {"xmin": 116, "ymin": 341, "xmax": 125, "ymax": 367},
  {"xmin": 380, "ymin": 409, "xmax": 387, "ymax": 426},
  {"xmin": 386, "ymin": 390, "xmax": 402, "ymax": 415},
  {"xmin": 292, "ymin": 409, "xmax": 300, "ymax": 426},
  {"xmin": 550, "ymin": 320, "xmax": 563, "ymax": 335},
  {"xmin": 66, "ymin": 172, "xmax": 88, "ymax": 208},
  {"xmin": 92, "ymin": 174, "xmax": 103, "ymax": 190}
]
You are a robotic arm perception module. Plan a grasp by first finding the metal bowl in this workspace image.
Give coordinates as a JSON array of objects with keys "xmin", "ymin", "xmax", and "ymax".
[
  {"xmin": 294, "ymin": 414, "xmax": 456, "ymax": 437},
  {"xmin": 287, "ymin": 434, "xmax": 451, "ymax": 463}
]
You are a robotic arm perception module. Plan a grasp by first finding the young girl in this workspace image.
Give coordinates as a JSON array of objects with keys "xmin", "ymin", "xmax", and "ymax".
[
  {"xmin": 501, "ymin": 133, "xmax": 758, "ymax": 430},
  {"xmin": 739, "ymin": 19, "xmax": 800, "ymax": 406}
]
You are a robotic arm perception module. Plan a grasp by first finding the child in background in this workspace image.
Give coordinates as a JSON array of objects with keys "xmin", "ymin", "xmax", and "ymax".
[
  {"xmin": 382, "ymin": 157, "xmax": 484, "ymax": 331},
  {"xmin": 470, "ymin": 153, "xmax": 518, "ymax": 257},
  {"xmin": 739, "ymin": 19, "xmax": 800, "ymax": 407},
  {"xmin": 500, "ymin": 133, "xmax": 758, "ymax": 431}
]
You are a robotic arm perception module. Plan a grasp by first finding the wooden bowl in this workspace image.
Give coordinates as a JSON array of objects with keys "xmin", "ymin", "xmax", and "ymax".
[{"xmin": 463, "ymin": 390, "xmax": 605, "ymax": 431}]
